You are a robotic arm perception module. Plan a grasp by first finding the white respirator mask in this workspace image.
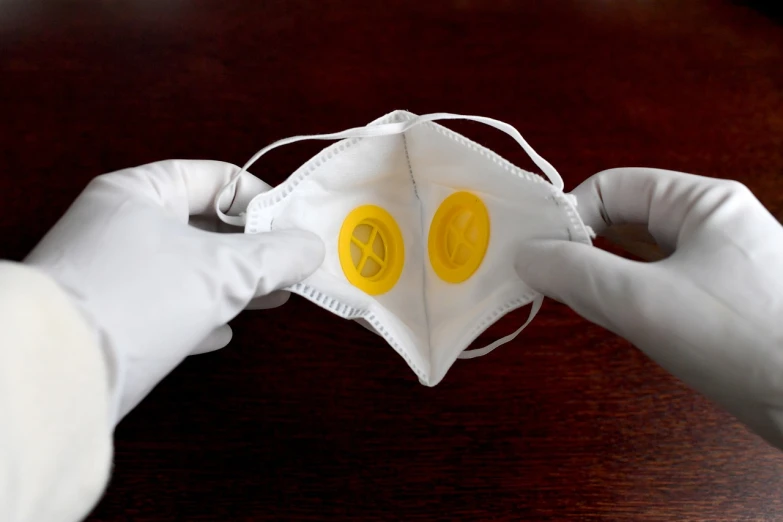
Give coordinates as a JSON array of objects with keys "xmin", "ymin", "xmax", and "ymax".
[{"xmin": 216, "ymin": 111, "xmax": 593, "ymax": 386}]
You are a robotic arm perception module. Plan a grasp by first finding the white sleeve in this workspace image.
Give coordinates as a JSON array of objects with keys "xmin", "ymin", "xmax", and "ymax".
[{"xmin": 0, "ymin": 261, "xmax": 112, "ymax": 522}]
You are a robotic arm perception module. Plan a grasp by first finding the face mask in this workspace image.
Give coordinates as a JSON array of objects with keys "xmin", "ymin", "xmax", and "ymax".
[{"xmin": 216, "ymin": 111, "xmax": 593, "ymax": 386}]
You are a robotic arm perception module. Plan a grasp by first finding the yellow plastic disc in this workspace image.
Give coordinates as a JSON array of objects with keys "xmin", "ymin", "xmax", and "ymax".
[
  {"xmin": 428, "ymin": 191, "xmax": 490, "ymax": 283},
  {"xmin": 339, "ymin": 205, "xmax": 404, "ymax": 295}
]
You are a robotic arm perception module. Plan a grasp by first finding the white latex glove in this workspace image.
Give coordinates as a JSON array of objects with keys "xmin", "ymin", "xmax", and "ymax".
[
  {"xmin": 516, "ymin": 167, "xmax": 783, "ymax": 448},
  {"xmin": 25, "ymin": 160, "xmax": 324, "ymax": 423}
]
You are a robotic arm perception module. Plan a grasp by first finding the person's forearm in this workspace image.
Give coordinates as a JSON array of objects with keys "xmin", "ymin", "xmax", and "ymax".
[{"xmin": 0, "ymin": 261, "xmax": 112, "ymax": 522}]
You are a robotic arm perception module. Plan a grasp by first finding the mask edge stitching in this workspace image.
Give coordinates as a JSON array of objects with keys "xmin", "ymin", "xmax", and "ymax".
[
  {"xmin": 252, "ymin": 137, "xmax": 361, "ymax": 212},
  {"xmin": 247, "ymin": 112, "xmax": 549, "ymax": 216},
  {"xmin": 250, "ymin": 112, "xmax": 408, "ymax": 213},
  {"xmin": 288, "ymin": 282, "xmax": 429, "ymax": 384},
  {"xmin": 552, "ymin": 191, "xmax": 593, "ymax": 245},
  {"xmin": 421, "ymin": 120, "xmax": 550, "ymax": 187}
]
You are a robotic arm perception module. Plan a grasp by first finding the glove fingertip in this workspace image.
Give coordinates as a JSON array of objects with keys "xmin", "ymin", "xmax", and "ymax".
[
  {"xmin": 191, "ymin": 325, "xmax": 233, "ymax": 355},
  {"xmin": 246, "ymin": 290, "xmax": 291, "ymax": 309},
  {"xmin": 255, "ymin": 229, "xmax": 326, "ymax": 290},
  {"xmin": 515, "ymin": 239, "xmax": 573, "ymax": 300}
]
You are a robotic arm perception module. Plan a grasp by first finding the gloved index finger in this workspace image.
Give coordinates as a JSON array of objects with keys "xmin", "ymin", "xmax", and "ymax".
[
  {"xmin": 570, "ymin": 167, "xmax": 717, "ymax": 252},
  {"xmin": 172, "ymin": 160, "xmax": 271, "ymax": 218},
  {"xmin": 115, "ymin": 160, "xmax": 271, "ymax": 222}
]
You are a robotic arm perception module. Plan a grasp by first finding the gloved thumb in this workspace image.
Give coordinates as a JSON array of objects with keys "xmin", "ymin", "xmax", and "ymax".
[
  {"xmin": 515, "ymin": 239, "xmax": 651, "ymax": 331},
  {"xmin": 185, "ymin": 229, "xmax": 324, "ymax": 357},
  {"xmin": 222, "ymin": 229, "xmax": 326, "ymax": 298}
]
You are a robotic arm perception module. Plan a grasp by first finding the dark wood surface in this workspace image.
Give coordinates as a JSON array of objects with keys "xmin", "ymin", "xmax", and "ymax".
[{"xmin": 2, "ymin": 1, "xmax": 783, "ymax": 520}]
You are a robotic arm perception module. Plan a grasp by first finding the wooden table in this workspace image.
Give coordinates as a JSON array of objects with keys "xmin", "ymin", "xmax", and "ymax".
[{"xmin": 2, "ymin": 1, "xmax": 783, "ymax": 519}]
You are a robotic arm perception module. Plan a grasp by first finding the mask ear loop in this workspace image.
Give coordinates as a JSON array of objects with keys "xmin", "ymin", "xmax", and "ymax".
[
  {"xmin": 457, "ymin": 294, "xmax": 544, "ymax": 359},
  {"xmin": 214, "ymin": 112, "xmax": 563, "ymax": 226},
  {"xmin": 425, "ymin": 114, "xmax": 564, "ymax": 190}
]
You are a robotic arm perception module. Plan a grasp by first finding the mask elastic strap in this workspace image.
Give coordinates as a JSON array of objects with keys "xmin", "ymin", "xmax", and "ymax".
[
  {"xmin": 457, "ymin": 294, "xmax": 544, "ymax": 359},
  {"xmin": 215, "ymin": 112, "xmax": 563, "ymax": 226}
]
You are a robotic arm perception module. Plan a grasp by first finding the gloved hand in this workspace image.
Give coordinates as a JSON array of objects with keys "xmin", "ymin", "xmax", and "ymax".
[
  {"xmin": 516, "ymin": 167, "xmax": 783, "ymax": 448},
  {"xmin": 25, "ymin": 160, "xmax": 324, "ymax": 423}
]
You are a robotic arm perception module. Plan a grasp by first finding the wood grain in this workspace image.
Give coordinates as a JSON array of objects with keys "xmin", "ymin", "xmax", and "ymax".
[{"xmin": 2, "ymin": 1, "xmax": 783, "ymax": 520}]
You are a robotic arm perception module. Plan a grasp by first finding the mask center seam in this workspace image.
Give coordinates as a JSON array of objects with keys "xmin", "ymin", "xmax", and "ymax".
[
  {"xmin": 401, "ymin": 130, "xmax": 420, "ymax": 200},
  {"xmin": 401, "ymin": 128, "xmax": 435, "ymax": 373}
]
